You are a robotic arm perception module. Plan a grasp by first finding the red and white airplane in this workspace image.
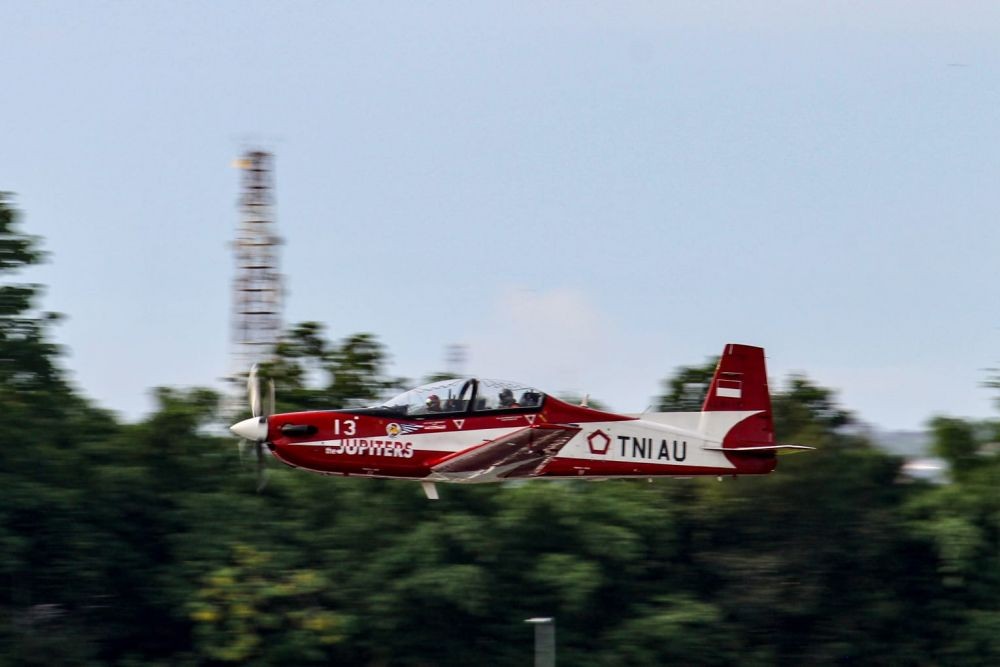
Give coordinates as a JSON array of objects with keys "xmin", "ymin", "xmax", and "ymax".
[{"xmin": 231, "ymin": 344, "xmax": 811, "ymax": 498}]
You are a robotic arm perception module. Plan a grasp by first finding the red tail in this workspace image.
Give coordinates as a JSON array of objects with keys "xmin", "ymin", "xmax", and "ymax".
[{"xmin": 703, "ymin": 344, "xmax": 774, "ymax": 447}]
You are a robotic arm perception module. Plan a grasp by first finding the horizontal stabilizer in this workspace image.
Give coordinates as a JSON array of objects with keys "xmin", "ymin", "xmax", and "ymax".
[{"xmin": 702, "ymin": 444, "xmax": 814, "ymax": 455}]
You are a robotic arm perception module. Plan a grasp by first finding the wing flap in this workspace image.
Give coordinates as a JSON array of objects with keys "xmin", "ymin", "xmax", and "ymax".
[{"xmin": 430, "ymin": 424, "xmax": 581, "ymax": 482}]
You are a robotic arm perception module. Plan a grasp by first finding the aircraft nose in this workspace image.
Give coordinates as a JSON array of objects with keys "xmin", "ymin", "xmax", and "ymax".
[{"xmin": 230, "ymin": 417, "xmax": 267, "ymax": 441}]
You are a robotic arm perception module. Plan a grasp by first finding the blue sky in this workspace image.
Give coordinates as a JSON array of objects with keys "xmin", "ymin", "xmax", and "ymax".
[{"xmin": 2, "ymin": 2, "xmax": 999, "ymax": 429}]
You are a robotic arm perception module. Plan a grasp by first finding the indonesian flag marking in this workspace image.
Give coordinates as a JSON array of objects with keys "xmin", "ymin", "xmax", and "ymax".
[{"xmin": 716, "ymin": 379, "xmax": 742, "ymax": 399}]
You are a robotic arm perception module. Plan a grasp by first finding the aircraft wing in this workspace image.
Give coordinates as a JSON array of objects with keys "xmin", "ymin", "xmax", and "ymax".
[{"xmin": 428, "ymin": 424, "xmax": 581, "ymax": 482}]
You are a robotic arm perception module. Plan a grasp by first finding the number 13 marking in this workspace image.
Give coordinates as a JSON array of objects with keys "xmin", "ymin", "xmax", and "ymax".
[{"xmin": 332, "ymin": 419, "xmax": 356, "ymax": 437}]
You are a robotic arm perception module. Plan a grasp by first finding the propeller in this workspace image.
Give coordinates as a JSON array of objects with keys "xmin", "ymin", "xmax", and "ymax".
[
  {"xmin": 231, "ymin": 364, "xmax": 275, "ymax": 491},
  {"xmin": 249, "ymin": 363, "xmax": 262, "ymax": 418}
]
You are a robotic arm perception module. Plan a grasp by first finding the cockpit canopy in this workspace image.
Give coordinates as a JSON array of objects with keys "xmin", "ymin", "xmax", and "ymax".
[{"xmin": 379, "ymin": 378, "xmax": 545, "ymax": 417}]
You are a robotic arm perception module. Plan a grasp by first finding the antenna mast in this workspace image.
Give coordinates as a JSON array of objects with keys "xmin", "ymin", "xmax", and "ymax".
[{"xmin": 231, "ymin": 149, "xmax": 283, "ymax": 384}]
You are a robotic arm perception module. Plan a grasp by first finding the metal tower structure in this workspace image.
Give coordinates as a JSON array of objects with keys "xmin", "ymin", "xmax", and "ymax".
[{"xmin": 231, "ymin": 149, "xmax": 283, "ymax": 384}]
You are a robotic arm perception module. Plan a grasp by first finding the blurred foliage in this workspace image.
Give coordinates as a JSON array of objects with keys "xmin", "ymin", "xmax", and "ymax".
[
  {"xmin": 2, "ymin": 195, "xmax": 1000, "ymax": 665},
  {"xmin": 656, "ymin": 356, "xmax": 717, "ymax": 412},
  {"xmin": 259, "ymin": 322, "xmax": 404, "ymax": 413},
  {"xmin": 929, "ymin": 416, "xmax": 979, "ymax": 477}
]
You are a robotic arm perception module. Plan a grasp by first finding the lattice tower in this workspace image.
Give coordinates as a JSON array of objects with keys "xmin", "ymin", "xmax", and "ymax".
[{"xmin": 230, "ymin": 150, "xmax": 283, "ymax": 388}]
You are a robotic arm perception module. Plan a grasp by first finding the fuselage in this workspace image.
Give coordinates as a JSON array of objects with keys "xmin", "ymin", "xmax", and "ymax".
[{"xmin": 262, "ymin": 394, "xmax": 777, "ymax": 482}]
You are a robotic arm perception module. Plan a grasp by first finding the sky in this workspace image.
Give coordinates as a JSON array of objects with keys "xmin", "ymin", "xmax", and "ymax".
[{"xmin": 2, "ymin": 2, "xmax": 1000, "ymax": 430}]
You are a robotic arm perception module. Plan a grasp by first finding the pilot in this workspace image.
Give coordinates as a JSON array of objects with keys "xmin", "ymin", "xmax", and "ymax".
[
  {"xmin": 426, "ymin": 394, "xmax": 442, "ymax": 412},
  {"xmin": 498, "ymin": 388, "xmax": 520, "ymax": 408}
]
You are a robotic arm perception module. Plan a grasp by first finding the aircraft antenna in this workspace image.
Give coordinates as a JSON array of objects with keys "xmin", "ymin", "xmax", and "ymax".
[{"xmin": 228, "ymin": 149, "xmax": 283, "ymax": 413}]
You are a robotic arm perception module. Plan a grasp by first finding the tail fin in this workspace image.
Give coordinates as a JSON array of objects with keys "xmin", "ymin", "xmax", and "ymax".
[{"xmin": 701, "ymin": 344, "xmax": 774, "ymax": 447}]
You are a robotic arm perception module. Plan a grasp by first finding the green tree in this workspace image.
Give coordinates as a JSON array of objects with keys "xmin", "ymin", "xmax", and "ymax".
[
  {"xmin": 0, "ymin": 194, "xmax": 115, "ymax": 665},
  {"xmin": 6, "ymin": 192, "xmax": 1000, "ymax": 667},
  {"xmin": 189, "ymin": 544, "xmax": 344, "ymax": 664},
  {"xmin": 928, "ymin": 415, "xmax": 979, "ymax": 476},
  {"xmin": 906, "ymin": 420, "xmax": 1000, "ymax": 665},
  {"xmin": 642, "ymin": 362, "xmax": 939, "ymax": 664},
  {"xmin": 262, "ymin": 322, "xmax": 401, "ymax": 413},
  {"xmin": 0, "ymin": 192, "xmax": 66, "ymax": 401},
  {"xmin": 655, "ymin": 357, "xmax": 717, "ymax": 411},
  {"xmin": 601, "ymin": 595, "xmax": 737, "ymax": 666},
  {"xmin": 772, "ymin": 374, "xmax": 853, "ymax": 442}
]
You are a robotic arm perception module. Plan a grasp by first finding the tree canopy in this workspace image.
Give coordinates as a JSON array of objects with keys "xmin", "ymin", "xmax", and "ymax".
[{"xmin": 2, "ymin": 195, "xmax": 998, "ymax": 665}]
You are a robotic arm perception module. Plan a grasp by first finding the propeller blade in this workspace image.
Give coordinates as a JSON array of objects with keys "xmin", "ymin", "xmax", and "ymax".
[
  {"xmin": 235, "ymin": 364, "xmax": 275, "ymax": 492},
  {"xmin": 255, "ymin": 441, "xmax": 268, "ymax": 492},
  {"xmin": 248, "ymin": 364, "xmax": 261, "ymax": 418}
]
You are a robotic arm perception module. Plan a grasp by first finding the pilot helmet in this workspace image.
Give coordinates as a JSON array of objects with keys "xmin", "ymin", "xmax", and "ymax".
[{"xmin": 499, "ymin": 388, "xmax": 514, "ymax": 405}]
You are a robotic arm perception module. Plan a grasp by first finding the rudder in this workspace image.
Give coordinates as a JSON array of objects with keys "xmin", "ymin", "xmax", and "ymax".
[{"xmin": 701, "ymin": 344, "xmax": 774, "ymax": 447}]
